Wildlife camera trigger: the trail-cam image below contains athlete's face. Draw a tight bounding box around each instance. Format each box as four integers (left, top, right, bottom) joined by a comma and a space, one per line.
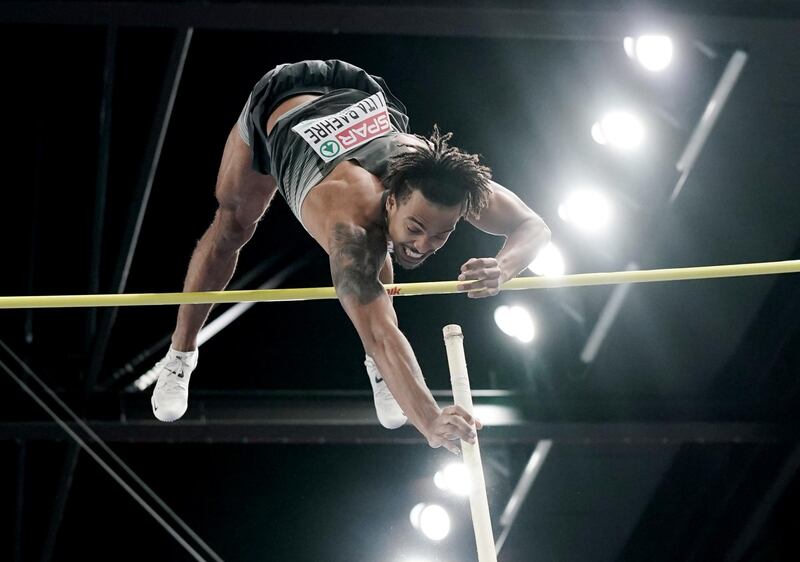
385, 189, 462, 270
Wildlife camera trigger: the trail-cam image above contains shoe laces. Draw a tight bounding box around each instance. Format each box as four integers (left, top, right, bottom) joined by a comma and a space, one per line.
158, 357, 190, 393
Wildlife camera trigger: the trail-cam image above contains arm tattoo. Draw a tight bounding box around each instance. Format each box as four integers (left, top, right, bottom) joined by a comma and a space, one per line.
329, 223, 387, 305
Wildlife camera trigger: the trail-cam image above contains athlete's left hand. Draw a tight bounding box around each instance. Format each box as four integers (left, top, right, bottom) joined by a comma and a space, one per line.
457, 257, 503, 298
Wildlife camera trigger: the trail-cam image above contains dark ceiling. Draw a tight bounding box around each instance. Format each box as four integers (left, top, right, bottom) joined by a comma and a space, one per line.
1, 2, 800, 561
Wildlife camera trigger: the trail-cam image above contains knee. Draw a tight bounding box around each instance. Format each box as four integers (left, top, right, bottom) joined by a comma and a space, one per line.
210, 165, 275, 253
210, 206, 258, 253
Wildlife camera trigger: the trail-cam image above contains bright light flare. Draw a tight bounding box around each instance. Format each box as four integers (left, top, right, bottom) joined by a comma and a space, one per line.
434, 462, 472, 496
419, 504, 451, 541
625, 35, 673, 71
591, 111, 644, 150
529, 242, 565, 276
409, 502, 426, 529
591, 121, 608, 146
494, 305, 535, 343
558, 190, 612, 231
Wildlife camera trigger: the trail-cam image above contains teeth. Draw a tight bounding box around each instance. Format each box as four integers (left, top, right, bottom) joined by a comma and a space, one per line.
406, 247, 423, 258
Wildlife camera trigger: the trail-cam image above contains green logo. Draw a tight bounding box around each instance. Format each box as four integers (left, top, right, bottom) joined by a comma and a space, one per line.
320, 140, 340, 158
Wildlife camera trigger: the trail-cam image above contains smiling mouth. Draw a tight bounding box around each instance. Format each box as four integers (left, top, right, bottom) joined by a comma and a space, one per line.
401, 245, 426, 262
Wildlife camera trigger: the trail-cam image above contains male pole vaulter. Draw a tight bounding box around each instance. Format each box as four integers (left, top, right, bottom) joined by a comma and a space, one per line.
150, 60, 551, 454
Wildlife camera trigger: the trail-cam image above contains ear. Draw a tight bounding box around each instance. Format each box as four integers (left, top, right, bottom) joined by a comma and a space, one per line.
386, 192, 396, 212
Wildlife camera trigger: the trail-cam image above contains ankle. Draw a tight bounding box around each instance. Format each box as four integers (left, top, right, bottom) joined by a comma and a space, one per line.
170, 336, 197, 353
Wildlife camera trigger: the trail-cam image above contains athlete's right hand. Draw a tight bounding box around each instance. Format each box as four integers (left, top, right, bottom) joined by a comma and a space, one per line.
424, 405, 483, 455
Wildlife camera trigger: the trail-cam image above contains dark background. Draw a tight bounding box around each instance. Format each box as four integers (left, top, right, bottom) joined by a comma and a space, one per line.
1, 1, 799, 561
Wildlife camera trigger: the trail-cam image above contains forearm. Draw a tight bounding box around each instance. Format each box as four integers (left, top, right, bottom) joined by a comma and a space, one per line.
367, 327, 441, 437
496, 217, 551, 283
327, 222, 441, 436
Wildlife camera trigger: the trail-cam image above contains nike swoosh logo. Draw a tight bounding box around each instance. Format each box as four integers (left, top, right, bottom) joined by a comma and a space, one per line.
374, 376, 383, 384
166, 368, 184, 378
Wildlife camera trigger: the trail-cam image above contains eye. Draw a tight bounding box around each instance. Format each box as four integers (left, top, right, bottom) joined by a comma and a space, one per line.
407, 225, 422, 234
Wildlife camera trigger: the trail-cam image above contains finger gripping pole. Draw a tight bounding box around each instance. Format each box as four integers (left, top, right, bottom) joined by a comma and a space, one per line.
443, 324, 498, 562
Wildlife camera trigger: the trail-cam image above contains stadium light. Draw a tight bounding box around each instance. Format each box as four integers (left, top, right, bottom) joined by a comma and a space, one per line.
591, 111, 644, 150
410, 503, 426, 529
494, 305, 535, 344
624, 35, 673, 72
419, 504, 451, 541
434, 462, 471, 496
529, 242, 565, 276
410, 503, 451, 541
558, 190, 612, 232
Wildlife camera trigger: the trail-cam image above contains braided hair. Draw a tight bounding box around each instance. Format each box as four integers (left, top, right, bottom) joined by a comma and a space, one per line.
383, 125, 492, 219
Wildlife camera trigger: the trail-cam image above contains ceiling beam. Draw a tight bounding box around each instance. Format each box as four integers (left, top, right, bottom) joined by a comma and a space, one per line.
1, 2, 798, 44
2, 419, 796, 444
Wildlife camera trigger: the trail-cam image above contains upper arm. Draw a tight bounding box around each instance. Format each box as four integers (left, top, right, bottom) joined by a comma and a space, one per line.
379, 254, 394, 285
467, 180, 538, 236
329, 223, 398, 349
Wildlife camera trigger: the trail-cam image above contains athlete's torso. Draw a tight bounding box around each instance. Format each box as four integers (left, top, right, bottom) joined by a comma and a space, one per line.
266, 92, 424, 252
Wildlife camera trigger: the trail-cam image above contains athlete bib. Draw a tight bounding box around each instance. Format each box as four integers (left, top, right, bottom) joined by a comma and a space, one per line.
291, 92, 393, 163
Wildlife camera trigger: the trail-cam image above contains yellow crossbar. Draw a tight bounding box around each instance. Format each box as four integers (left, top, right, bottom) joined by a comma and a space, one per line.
1, 259, 798, 309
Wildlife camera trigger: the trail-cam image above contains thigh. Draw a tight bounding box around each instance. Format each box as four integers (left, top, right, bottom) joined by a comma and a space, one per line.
215, 125, 278, 229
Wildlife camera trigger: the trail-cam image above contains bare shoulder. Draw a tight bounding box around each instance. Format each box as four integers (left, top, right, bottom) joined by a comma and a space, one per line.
301, 160, 385, 245
320, 161, 384, 220
328, 159, 384, 187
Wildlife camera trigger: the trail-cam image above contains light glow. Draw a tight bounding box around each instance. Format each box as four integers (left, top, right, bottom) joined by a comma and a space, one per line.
625, 35, 673, 71
419, 504, 451, 541
494, 305, 535, 343
592, 111, 644, 150
409, 502, 426, 529
433, 462, 471, 496
529, 242, 565, 276
558, 190, 612, 231
591, 122, 607, 145
434, 470, 447, 491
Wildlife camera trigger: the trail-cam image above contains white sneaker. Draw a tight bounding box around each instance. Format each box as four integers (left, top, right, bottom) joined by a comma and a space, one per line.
151, 347, 199, 422
365, 355, 407, 429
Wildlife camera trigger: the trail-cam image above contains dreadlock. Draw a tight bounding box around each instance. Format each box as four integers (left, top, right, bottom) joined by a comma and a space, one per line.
383, 125, 492, 219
